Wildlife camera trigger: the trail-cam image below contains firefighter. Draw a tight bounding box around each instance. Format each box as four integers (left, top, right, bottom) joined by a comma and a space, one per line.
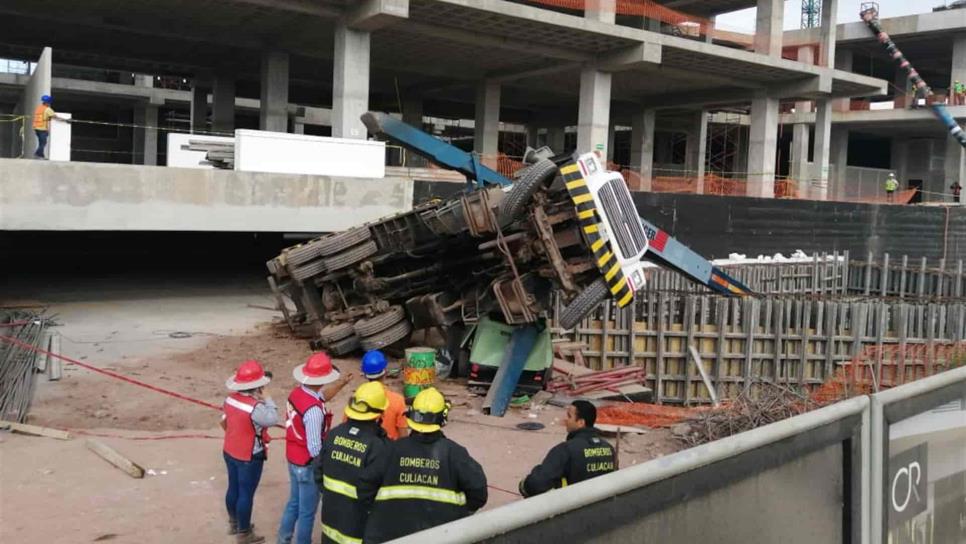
278, 352, 352, 544
221, 360, 278, 544
360, 350, 408, 440
314, 381, 391, 544
518, 400, 616, 498
361, 387, 488, 543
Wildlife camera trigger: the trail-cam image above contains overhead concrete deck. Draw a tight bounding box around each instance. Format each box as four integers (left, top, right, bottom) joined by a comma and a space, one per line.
0, 159, 413, 232
0, 0, 886, 119
786, 9, 966, 46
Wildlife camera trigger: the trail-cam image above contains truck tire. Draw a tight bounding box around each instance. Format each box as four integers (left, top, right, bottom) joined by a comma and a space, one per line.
284, 241, 325, 267
327, 334, 361, 356
317, 227, 372, 257
290, 259, 327, 282
498, 159, 558, 227
323, 240, 378, 271
360, 319, 412, 351
353, 305, 405, 338
318, 321, 355, 343
557, 278, 609, 330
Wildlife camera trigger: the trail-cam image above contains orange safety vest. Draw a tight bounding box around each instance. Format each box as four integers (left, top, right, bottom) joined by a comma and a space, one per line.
33, 104, 50, 130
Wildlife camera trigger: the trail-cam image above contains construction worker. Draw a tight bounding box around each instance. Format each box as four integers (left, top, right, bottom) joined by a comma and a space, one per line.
32, 94, 64, 159
361, 387, 488, 543
518, 400, 616, 498
221, 360, 279, 544
951, 181, 962, 204
314, 381, 391, 544
956, 80, 965, 105
885, 172, 899, 203
278, 352, 353, 544
360, 350, 408, 440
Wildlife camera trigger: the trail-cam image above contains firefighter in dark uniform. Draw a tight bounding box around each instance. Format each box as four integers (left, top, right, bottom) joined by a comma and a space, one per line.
361, 387, 488, 543
314, 381, 390, 544
519, 400, 616, 497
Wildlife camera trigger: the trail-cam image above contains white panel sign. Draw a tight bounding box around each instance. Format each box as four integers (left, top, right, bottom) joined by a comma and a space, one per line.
234, 129, 385, 178
48, 113, 71, 162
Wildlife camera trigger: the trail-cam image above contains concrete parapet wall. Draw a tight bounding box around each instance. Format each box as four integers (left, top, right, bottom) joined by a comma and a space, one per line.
0, 159, 413, 232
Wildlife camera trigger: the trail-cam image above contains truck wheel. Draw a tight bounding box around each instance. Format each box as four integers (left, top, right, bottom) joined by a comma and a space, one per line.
327, 334, 361, 356
323, 240, 378, 271
360, 319, 413, 351
284, 240, 325, 267
317, 227, 372, 256
353, 306, 405, 338
290, 259, 327, 282
557, 279, 609, 330
318, 321, 355, 343
498, 159, 558, 227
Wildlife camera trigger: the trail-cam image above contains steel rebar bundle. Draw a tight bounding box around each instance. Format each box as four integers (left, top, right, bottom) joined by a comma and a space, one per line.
0, 310, 48, 423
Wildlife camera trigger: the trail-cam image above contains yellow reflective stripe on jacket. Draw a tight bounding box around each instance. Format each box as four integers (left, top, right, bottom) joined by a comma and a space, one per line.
321, 523, 362, 544
374, 485, 467, 506
561, 477, 568, 487
323, 475, 358, 500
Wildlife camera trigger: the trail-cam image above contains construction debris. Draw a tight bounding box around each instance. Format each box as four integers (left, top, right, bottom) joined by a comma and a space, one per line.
86, 438, 146, 479
0, 311, 49, 423
185, 140, 234, 169
675, 383, 816, 447
549, 359, 653, 402
0, 420, 72, 440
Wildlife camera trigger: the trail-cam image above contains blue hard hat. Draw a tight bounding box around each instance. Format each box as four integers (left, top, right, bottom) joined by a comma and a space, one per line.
361, 350, 388, 378
41, 95, 52, 103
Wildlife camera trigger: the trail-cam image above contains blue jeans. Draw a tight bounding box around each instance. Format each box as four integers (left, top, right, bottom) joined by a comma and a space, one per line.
224, 451, 265, 532
277, 463, 321, 544
34, 130, 48, 158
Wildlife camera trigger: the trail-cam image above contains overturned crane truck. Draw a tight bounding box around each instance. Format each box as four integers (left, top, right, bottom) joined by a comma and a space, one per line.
266, 112, 750, 377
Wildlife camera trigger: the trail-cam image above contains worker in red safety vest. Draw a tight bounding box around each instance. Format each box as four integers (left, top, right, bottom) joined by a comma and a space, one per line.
277, 352, 353, 544
221, 360, 279, 544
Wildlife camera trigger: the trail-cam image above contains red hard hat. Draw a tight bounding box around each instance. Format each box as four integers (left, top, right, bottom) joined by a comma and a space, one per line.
294, 352, 340, 385
226, 360, 271, 391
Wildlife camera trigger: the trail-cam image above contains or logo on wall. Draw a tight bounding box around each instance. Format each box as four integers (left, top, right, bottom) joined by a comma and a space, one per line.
888, 443, 929, 528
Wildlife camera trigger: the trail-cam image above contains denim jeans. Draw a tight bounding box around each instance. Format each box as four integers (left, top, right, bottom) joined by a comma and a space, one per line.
277, 463, 321, 544
224, 451, 265, 532
34, 130, 48, 158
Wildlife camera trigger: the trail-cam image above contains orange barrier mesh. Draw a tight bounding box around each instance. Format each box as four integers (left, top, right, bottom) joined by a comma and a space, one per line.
523, 0, 712, 34
597, 402, 701, 428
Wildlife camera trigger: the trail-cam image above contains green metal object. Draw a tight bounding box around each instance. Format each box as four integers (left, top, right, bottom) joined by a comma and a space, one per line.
802, 0, 821, 29
469, 316, 552, 371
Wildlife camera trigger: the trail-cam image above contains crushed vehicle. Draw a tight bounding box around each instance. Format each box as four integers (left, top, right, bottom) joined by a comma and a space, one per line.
266, 112, 750, 373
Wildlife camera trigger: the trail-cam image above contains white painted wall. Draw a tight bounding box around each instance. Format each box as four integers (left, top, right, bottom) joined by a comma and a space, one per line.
48, 114, 71, 161
14, 47, 51, 158
166, 133, 235, 169
234, 129, 385, 178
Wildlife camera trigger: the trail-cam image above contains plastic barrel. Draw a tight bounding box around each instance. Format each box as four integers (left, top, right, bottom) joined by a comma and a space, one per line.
403, 347, 436, 402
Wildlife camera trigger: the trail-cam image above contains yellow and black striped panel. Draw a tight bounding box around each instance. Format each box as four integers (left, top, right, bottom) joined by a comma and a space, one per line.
559, 161, 635, 308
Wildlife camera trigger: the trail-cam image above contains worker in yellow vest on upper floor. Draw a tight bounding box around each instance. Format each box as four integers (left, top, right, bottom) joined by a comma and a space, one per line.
32, 94, 68, 159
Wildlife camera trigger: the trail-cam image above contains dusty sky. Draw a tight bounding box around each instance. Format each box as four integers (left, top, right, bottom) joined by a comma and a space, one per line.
716, 1, 938, 32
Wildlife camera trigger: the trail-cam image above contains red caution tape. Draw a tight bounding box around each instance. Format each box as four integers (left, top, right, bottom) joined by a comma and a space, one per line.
0, 333, 221, 411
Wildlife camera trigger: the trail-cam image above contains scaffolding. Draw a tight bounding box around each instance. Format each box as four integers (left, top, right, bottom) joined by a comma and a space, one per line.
705, 110, 746, 179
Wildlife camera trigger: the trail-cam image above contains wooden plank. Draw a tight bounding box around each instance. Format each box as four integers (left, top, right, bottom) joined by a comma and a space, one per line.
48, 333, 62, 381
824, 301, 837, 380
684, 297, 696, 406
715, 298, 727, 400
655, 292, 666, 404
86, 438, 146, 479
742, 297, 756, 394
798, 300, 809, 387
881, 253, 890, 297
918, 257, 927, 297
601, 300, 611, 370
688, 345, 719, 407
0, 420, 72, 440
864, 251, 873, 296
899, 255, 908, 299
842, 250, 850, 295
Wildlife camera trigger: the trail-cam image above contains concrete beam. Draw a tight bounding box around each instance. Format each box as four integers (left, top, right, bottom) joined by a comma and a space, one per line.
260, 51, 290, 133
401, 22, 592, 63
332, 23, 371, 139
487, 62, 583, 84
346, 0, 409, 32
226, 0, 342, 18
597, 43, 662, 72
577, 67, 612, 157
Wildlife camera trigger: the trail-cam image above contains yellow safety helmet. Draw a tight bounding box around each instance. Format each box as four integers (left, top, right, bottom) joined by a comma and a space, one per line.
344, 381, 389, 421
406, 387, 450, 433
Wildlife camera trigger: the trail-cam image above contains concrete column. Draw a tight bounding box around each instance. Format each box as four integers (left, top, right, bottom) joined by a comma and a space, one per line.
403, 97, 426, 166
473, 80, 501, 165
894, 68, 912, 108
945, 130, 966, 194
577, 67, 612, 157
133, 103, 158, 166
818, 0, 837, 67
547, 126, 566, 154
834, 49, 854, 112
15, 46, 51, 158
260, 51, 289, 133
705, 16, 716, 44
685, 111, 708, 193
526, 125, 539, 149
190, 83, 208, 134
585, 0, 615, 24
747, 92, 780, 198
332, 23, 370, 139
811, 99, 833, 200
754, 0, 784, 58
891, 137, 908, 185
631, 109, 656, 192
790, 124, 810, 186
951, 34, 966, 90
212, 75, 235, 133
606, 124, 616, 162
830, 128, 849, 200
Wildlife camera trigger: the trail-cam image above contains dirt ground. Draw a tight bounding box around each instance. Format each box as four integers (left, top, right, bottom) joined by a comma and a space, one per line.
2, 304, 682, 543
